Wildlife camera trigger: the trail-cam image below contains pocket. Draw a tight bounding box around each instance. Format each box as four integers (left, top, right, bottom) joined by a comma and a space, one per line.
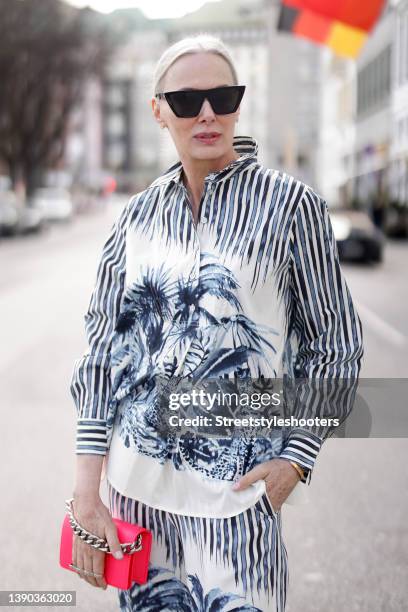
253, 492, 279, 519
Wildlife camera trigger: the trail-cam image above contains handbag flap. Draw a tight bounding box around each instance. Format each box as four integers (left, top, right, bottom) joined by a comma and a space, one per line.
59, 513, 151, 589
113, 517, 152, 585
113, 516, 147, 543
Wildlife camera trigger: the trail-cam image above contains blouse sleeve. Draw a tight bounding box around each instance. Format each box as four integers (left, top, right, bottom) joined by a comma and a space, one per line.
69, 198, 131, 455
279, 187, 364, 482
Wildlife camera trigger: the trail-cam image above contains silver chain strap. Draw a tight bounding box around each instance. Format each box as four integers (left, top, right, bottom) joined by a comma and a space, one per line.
65, 498, 143, 555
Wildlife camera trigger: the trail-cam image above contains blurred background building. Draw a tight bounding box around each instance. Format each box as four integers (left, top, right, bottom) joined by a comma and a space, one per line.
65, 0, 323, 194
2, 0, 408, 237
354, 5, 393, 213
390, 0, 408, 223
57, 0, 407, 228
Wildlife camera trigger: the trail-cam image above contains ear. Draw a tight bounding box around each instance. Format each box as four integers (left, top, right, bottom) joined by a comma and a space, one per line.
151, 96, 162, 126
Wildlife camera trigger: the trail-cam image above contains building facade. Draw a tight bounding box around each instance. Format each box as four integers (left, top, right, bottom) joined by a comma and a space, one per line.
390, 0, 408, 207
354, 6, 394, 208
88, 0, 323, 192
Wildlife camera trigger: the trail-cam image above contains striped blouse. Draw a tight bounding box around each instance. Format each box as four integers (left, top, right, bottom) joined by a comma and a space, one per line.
70, 135, 364, 517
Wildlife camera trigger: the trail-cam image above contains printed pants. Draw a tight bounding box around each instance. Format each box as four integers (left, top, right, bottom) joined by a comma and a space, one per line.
108, 482, 289, 612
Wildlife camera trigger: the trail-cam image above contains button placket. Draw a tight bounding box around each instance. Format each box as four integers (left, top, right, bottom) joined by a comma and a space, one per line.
172, 182, 202, 377
199, 180, 213, 226
173, 179, 218, 376
179, 179, 213, 228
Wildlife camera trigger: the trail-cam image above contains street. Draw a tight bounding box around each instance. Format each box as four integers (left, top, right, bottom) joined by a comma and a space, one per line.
0, 199, 407, 612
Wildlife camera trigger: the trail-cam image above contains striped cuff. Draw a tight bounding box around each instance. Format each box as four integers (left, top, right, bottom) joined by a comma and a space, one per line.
76, 418, 109, 455
279, 430, 323, 484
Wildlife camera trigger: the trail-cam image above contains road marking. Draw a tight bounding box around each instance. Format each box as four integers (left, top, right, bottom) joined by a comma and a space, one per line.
355, 300, 407, 347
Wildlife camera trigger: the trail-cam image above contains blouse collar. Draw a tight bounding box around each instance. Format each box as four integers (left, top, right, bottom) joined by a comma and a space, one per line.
152, 135, 259, 188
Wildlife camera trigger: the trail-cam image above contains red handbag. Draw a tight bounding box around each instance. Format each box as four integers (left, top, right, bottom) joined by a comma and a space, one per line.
59, 499, 152, 589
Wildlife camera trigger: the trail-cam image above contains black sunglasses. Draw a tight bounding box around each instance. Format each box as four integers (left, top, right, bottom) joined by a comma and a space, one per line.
155, 85, 245, 118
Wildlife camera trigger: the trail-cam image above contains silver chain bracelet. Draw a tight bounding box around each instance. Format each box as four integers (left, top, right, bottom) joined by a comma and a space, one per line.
65, 498, 143, 555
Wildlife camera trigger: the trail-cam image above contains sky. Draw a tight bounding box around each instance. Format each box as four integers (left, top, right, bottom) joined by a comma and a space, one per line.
65, 0, 218, 19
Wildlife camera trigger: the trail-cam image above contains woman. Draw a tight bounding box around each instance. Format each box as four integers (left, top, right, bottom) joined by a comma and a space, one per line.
69, 35, 363, 611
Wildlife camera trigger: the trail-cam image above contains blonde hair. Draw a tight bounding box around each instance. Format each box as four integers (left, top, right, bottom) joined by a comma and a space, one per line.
152, 34, 239, 95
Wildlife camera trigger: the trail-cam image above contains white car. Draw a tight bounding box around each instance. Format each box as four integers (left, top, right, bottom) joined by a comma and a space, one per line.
0, 190, 45, 236
0, 191, 19, 235
31, 188, 74, 222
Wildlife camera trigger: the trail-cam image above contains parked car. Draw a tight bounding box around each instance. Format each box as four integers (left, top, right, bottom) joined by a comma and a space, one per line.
0, 191, 19, 235
30, 187, 73, 222
384, 201, 408, 238
18, 205, 45, 234
0, 175, 12, 192
0, 190, 45, 236
329, 209, 384, 263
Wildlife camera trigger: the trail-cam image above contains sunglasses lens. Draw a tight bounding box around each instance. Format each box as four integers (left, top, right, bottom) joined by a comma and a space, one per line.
210, 87, 244, 114
165, 86, 245, 118
165, 91, 203, 118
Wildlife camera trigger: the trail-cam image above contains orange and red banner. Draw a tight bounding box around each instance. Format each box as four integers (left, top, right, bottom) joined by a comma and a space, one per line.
277, 0, 386, 58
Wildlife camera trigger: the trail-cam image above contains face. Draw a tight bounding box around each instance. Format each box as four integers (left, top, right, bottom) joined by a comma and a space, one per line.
152, 52, 241, 169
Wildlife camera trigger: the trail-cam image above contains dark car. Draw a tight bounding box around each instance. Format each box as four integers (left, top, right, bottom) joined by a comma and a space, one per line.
329, 209, 384, 263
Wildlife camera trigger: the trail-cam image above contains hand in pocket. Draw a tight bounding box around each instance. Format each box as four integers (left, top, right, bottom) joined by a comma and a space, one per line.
232, 458, 301, 511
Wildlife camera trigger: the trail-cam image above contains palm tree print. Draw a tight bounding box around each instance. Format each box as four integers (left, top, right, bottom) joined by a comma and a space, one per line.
107, 251, 280, 477
119, 567, 262, 612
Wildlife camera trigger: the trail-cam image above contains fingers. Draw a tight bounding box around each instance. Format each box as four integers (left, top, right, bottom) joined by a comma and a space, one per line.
73, 541, 107, 589
105, 523, 124, 561
82, 544, 99, 588
232, 463, 270, 491
92, 550, 107, 590
69, 497, 121, 589
84, 545, 107, 589
70, 519, 107, 588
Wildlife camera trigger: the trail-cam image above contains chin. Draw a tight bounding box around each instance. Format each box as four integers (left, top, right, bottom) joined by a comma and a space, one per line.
190, 144, 226, 160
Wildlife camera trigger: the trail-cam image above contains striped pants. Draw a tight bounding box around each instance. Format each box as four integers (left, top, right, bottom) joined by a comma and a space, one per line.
108, 482, 289, 612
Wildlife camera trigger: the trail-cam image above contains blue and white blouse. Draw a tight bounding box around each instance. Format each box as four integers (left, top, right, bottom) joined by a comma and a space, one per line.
70, 135, 364, 517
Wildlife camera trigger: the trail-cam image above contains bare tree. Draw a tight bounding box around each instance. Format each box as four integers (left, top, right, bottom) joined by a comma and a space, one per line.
0, 0, 116, 197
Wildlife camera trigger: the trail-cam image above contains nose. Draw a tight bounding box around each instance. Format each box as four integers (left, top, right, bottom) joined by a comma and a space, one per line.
198, 97, 216, 121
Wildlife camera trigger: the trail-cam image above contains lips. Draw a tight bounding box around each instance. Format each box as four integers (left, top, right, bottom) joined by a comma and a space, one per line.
194, 132, 221, 144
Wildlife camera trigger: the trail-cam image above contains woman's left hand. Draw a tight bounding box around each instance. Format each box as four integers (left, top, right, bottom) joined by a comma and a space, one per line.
232, 459, 301, 512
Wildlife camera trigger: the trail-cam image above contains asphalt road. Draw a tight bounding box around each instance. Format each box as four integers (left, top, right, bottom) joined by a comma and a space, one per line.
0, 199, 407, 612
